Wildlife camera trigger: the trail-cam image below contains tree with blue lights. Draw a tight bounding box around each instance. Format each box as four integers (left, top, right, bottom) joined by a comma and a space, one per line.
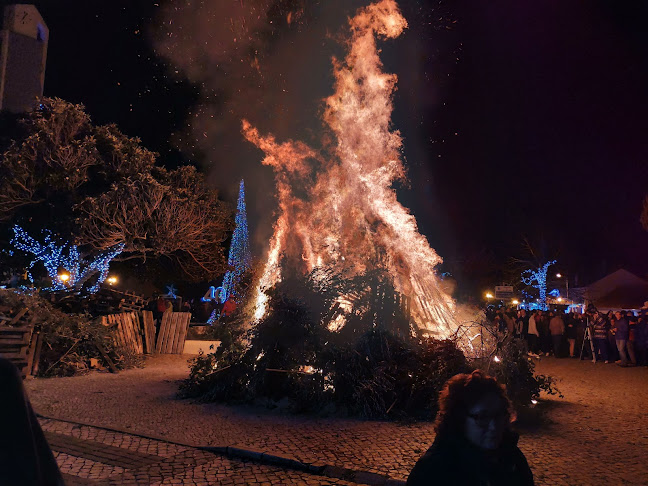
521, 260, 556, 310
0, 98, 232, 284
11, 225, 124, 293
221, 180, 252, 302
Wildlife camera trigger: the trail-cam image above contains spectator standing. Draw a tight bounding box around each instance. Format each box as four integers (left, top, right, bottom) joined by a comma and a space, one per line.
537, 311, 551, 356
549, 311, 565, 357
503, 311, 516, 335
527, 311, 540, 356
607, 311, 619, 362
627, 312, 638, 366
592, 311, 609, 363
494, 309, 505, 333
565, 312, 578, 358
614, 310, 629, 367
635, 310, 648, 366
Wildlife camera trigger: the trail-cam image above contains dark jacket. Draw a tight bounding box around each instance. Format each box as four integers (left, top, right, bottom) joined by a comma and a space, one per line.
407, 431, 534, 486
615, 318, 629, 341
592, 316, 608, 340
0, 357, 64, 486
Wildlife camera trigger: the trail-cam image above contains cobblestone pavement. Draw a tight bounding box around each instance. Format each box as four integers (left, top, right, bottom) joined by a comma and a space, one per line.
26, 354, 648, 485
41, 418, 373, 485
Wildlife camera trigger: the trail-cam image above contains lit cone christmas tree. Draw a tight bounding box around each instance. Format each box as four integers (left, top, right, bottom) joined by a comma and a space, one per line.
221, 180, 252, 302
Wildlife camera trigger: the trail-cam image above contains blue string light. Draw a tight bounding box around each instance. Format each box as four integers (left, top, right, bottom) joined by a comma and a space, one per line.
206, 309, 220, 325
11, 225, 124, 293
220, 179, 252, 303
521, 260, 556, 310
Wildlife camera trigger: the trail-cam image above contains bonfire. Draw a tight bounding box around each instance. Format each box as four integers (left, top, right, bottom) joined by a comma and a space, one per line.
244, 0, 456, 338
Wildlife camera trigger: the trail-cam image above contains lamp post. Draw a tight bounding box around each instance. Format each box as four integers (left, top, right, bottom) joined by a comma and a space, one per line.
556, 273, 569, 300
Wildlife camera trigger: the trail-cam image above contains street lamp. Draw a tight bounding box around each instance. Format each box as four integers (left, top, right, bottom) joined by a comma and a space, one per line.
485, 292, 494, 299
556, 273, 569, 300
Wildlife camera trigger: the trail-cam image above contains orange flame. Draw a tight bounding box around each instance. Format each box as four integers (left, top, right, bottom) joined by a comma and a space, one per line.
244, 0, 456, 336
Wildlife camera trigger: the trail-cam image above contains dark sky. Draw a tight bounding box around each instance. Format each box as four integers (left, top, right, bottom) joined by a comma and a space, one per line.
10, 0, 648, 287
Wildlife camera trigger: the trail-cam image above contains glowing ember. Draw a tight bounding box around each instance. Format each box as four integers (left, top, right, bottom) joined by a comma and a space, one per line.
245, 0, 456, 336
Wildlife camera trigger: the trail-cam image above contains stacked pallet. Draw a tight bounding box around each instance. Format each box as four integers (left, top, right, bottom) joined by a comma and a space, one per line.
155, 312, 191, 354
0, 306, 42, 377
100, 311, 156, 355
96, 288, 149, 313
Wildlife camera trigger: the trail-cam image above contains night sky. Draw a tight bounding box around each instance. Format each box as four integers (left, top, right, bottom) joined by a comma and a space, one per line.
8, 0, 648, 290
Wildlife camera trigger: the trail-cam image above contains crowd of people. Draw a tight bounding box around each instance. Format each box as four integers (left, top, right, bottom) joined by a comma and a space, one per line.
488, 306, 648, 367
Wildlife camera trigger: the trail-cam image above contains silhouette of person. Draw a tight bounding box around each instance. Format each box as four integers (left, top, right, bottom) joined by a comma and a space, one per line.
0, 357, 64, 485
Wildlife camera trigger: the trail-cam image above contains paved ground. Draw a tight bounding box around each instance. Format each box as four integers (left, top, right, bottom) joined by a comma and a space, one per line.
42, 418, 367, 485
25, 354, 648, 485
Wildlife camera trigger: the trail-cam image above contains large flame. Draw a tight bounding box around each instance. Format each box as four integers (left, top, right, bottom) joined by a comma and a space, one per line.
244, 0, 456, 336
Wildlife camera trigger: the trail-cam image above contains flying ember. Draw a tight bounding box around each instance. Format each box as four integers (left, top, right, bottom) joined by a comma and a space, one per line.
244, 0, 456, 336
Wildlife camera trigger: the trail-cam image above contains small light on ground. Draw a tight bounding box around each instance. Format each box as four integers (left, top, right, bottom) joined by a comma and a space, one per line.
531, 399, 538, 405
493, 356, 501, 363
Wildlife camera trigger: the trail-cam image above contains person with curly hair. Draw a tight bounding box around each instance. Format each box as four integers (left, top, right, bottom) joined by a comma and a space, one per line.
407, 370, 534, 486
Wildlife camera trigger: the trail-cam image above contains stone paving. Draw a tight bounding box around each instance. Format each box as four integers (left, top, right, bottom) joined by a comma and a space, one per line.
25, 354, 648, 485
41, 418, 372, 485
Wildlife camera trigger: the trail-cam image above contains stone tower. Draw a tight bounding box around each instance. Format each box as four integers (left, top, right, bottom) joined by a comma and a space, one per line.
0, 4, 48, 113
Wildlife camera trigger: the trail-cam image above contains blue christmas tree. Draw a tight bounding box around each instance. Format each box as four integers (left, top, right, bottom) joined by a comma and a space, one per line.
221, 179, 252, 303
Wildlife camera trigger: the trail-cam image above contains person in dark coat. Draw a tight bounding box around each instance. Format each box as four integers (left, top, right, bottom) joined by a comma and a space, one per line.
407, 370, 534, 486
636, 310, 648, 366
0, 357, 64, 486
565, 312, 578, 357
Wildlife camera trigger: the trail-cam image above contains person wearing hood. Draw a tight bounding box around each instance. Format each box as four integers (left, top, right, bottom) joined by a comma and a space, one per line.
407, 370, 534, 486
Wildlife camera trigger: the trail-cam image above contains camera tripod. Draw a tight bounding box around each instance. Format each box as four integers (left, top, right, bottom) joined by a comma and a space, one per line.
579, 318, 596, 362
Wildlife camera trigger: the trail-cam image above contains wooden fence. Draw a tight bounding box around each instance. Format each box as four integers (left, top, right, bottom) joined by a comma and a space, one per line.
155, 312, 191, 354
101, 310, 191, 355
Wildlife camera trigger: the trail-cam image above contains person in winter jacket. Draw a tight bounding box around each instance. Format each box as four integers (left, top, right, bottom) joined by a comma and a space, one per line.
591, 311, 610, 363
614, 311, 630, 366
549, 312, 565, 357
407, 370, 534, 486
527, 311, 540, 356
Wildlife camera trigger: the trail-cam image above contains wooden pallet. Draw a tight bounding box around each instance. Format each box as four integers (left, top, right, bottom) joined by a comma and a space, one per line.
101, 312, 143, 354
101, 310, 159, 355
140, 311, 156, 354
155, 312, 191, 354
0, 306, 41, 377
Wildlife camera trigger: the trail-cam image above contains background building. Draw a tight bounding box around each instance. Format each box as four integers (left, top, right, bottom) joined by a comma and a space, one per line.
0, 4, 48, 113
